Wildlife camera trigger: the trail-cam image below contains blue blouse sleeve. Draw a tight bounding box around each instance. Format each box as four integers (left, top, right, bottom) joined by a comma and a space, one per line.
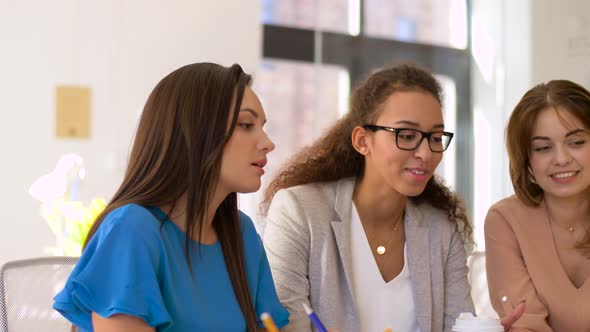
238, 212, 290, 329
53, 207, 171, 330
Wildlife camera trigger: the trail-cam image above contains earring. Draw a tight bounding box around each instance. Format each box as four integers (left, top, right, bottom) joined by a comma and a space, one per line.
527, 168, 537, 184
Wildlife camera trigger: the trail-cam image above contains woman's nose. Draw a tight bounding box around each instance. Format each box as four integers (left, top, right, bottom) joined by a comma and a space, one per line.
554, 145, 573, 165
260, 131, 275, 152
413, 137, 432, 161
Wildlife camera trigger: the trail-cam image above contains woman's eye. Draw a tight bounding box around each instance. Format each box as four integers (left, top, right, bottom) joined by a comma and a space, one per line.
398, 134, 416, 141
533, 146, 550, 152
568, 140, 586, 147
238, 123, 254, 129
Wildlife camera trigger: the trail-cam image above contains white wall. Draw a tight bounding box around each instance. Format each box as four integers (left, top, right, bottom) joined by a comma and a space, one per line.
471, 0, 532, 250
531, 0, 590, 87
0, 0, 261, 265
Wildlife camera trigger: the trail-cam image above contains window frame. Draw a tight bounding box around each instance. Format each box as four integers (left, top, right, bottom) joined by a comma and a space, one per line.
261, 0, 474, 215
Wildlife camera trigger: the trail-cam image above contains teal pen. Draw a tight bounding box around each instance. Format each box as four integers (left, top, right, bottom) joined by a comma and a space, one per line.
303, 303, 328, 332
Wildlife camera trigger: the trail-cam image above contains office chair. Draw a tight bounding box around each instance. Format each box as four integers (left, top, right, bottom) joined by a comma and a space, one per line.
467, 251, 497, 318
0, 257, 78, 332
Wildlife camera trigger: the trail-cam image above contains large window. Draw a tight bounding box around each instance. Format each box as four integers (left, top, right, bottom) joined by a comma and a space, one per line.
262, 0, 356, 34
364, 0, 467, 48
240, 60, 349, 224
241, 0, 473, 229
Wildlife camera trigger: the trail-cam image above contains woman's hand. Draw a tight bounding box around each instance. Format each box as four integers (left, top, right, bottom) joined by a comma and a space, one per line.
500, 302, 526, 331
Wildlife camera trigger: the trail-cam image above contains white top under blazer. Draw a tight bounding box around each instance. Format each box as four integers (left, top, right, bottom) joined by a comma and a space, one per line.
350, 203, 421, 332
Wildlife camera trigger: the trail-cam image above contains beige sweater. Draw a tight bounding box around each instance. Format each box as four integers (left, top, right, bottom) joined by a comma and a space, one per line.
485, 196, 590, 332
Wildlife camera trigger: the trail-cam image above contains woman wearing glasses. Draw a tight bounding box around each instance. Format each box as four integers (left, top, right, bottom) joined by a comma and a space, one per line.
261, 63, 474, 332
485, 80, 590, 331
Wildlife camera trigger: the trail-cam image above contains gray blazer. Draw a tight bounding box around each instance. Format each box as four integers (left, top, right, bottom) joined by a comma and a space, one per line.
263, 177, 474, 332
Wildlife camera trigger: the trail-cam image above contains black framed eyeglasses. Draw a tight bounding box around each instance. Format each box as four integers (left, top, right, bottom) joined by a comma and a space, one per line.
363, 124, 454, 152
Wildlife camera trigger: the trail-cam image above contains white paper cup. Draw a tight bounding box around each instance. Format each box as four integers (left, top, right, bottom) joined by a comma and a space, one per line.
452, 312, 503, 332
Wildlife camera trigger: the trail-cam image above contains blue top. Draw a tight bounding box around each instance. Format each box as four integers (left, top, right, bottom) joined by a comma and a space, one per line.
53, 204, 289, 331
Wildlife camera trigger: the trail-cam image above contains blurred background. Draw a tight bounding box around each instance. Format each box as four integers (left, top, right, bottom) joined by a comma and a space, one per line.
1, 0, 589, 317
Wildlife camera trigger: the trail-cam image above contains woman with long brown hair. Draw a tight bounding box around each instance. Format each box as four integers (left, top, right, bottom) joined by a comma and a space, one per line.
53, 63, 288, 331
262, 63, 475, 332
485, 80, 590, 331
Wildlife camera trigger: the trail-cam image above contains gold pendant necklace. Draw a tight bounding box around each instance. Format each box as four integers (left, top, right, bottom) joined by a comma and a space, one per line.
547, 209, 578, 233
552, 219, 576, 232
376, 213, 403, 255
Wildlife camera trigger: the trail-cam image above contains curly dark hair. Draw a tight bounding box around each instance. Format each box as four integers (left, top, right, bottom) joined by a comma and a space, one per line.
262, 63, 474, 248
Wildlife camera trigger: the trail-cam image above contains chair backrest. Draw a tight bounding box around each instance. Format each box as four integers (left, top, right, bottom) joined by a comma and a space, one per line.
467, 251, 497, 318
0, 257, 78, 332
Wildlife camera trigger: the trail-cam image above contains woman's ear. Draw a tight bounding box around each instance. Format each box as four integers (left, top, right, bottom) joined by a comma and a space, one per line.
352, 126, 369, 155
